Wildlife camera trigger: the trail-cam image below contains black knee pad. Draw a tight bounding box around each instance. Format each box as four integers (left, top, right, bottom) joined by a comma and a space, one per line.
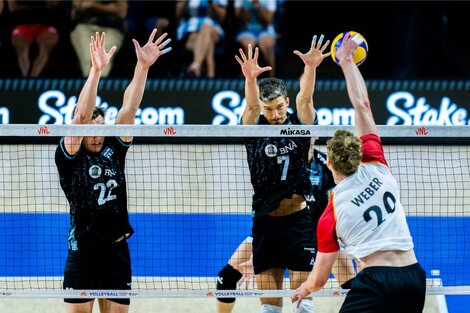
216, 264, 243, 303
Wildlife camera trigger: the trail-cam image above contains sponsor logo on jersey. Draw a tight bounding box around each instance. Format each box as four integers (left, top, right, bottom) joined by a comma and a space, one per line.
304, 195, 315, 202
304, 247, 316, 266
105, 168, 116, 177
279, 141, 298, 154
89, 165, 102, 179
316, 152, 327, 164
102, 147, 114, 159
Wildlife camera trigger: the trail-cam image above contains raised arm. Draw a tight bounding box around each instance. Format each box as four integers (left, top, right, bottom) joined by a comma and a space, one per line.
293, 35, 330, 124
235, 44, 272, 125
64, 32, 116, 155
116, 28, 171, 142
335, 33, 377, 137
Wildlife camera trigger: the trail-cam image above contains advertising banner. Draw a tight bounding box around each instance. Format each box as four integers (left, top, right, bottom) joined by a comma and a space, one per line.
0, 78, 469, 126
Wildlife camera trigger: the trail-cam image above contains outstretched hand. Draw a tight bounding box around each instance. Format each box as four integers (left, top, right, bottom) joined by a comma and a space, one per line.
89, 32, 116, 72
133, 28, 172, 69
293, 34, 331, 68
235, 44, 272, 81
334, 33, 361, 65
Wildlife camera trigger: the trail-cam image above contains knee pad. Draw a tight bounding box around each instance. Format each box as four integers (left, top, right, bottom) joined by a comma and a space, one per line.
216, 264, 242, 303
261, 304, 283, 313
292, 299, 314, 313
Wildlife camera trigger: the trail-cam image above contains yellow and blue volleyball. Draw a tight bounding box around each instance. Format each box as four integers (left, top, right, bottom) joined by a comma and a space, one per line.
330, 31, 368, 66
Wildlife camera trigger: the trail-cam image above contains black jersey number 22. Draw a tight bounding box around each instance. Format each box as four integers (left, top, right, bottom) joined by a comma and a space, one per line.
93, 179, 118, 205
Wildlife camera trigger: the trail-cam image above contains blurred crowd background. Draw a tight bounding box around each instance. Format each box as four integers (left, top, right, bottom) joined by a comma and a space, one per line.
0, 0, 468, 80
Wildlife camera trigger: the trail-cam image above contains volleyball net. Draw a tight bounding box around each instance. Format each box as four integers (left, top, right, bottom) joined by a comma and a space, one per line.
0, 124, 469, 298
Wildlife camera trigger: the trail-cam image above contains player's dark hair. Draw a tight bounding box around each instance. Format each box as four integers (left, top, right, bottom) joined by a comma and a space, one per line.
258, 78, 288, 102
92, 107, 105, 120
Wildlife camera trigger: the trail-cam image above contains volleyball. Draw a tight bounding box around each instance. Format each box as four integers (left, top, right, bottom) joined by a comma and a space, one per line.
330, 31, 368, 66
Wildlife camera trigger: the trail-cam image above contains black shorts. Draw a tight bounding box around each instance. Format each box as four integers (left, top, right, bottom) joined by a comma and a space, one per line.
252, 207, 316, 274
63, 240, 132, 305
340, 263, 426, 313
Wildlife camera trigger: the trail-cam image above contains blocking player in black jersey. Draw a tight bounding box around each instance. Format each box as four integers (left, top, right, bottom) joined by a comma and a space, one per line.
55, 29, 171, 313
233, 36, 330, 313
216, 137, 356, 313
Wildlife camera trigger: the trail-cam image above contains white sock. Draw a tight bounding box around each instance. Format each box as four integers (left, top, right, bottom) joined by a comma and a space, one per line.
292, 299, 314, 313
260, 304, 283, 313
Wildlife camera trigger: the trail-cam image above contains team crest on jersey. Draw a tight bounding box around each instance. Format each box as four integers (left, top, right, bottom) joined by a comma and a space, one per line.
102, 147, 114, 159
264, 144, 277, 157
89, 165, 102, 179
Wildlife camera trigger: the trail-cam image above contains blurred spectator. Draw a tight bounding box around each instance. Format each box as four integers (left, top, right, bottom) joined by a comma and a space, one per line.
7, 0, 61, 77
70, 0, 128, 77
234, 0, 277, 77
176, 0, 228, 78
0, 0, 5, 48
0, 0, 3, 45
126, 1, 175, 42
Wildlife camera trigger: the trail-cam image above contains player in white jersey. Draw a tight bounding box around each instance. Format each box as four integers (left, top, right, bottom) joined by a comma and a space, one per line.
292, 33, 426, 313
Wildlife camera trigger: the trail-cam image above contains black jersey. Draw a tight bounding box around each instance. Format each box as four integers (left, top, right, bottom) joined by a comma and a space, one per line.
244, 112, 313, 217
307, 149, 336, 229
55, 136, 134, 251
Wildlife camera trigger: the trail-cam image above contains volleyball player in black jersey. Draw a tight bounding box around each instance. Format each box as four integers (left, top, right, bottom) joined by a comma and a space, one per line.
232, 36, 330, 313
55, 29, 171, 313
216, 137, 356, 313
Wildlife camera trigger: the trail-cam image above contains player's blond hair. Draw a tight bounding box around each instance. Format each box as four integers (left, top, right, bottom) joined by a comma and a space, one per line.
326, 130, 362, 176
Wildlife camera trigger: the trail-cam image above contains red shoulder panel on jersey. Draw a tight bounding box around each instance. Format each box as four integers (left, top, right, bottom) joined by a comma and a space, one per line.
360, 134, 388, 166
317, 197, 339, 253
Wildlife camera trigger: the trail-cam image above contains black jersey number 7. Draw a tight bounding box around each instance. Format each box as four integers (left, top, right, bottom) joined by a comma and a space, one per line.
277, 155, 290, 181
